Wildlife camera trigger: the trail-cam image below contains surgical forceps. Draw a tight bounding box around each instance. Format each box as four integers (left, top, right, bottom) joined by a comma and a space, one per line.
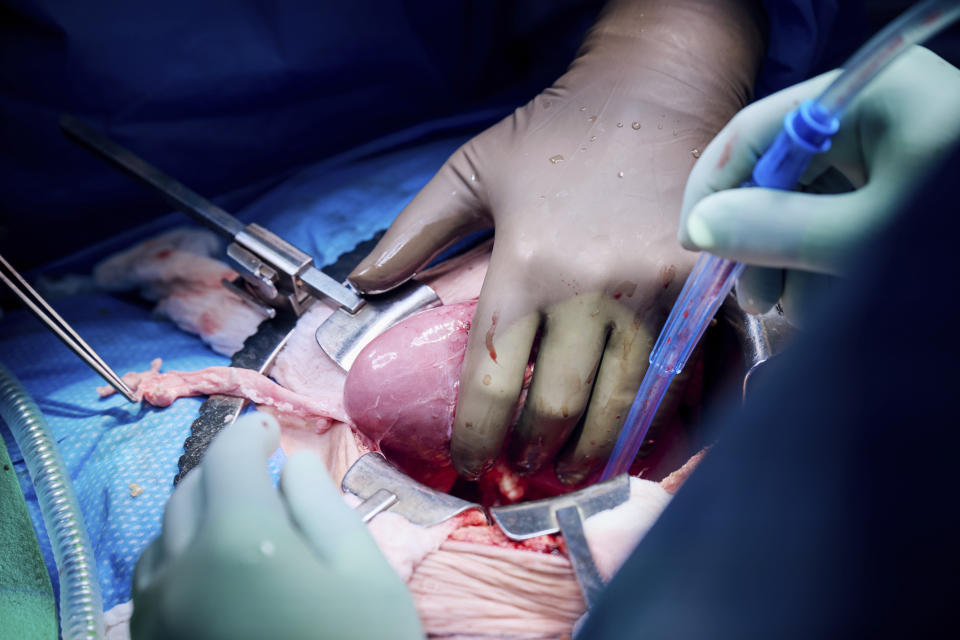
0, 253, 137, 402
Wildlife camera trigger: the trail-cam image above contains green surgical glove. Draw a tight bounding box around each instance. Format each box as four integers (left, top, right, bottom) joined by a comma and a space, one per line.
679, 46, 960, 324
348, 0, 766, 484
131, 413, 423, 640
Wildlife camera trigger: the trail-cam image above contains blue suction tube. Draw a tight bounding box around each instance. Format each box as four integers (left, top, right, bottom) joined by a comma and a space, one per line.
0, 362, 104, 639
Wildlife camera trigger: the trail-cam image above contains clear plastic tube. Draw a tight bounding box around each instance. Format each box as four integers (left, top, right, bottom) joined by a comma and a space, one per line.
817, 0, 960, 119
0, 362, 103, 639
600, 369, 675, 481
600, 254, 745, 480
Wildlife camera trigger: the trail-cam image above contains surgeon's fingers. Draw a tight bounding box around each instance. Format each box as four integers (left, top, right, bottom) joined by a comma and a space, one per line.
202, 412, 287, 520
348, 143, 490, 294
132, 540, 164, 597
736, 266, 782, 315
134, 469, 207, 593
506, 298, 608, 475
678, 70, 841, 233
279, 452, 387, 572
135, 415, 280, 593
160, 468, 206, 561
683, 187, 871, 274
451, 283, 540, 479
554, 312, 653, 485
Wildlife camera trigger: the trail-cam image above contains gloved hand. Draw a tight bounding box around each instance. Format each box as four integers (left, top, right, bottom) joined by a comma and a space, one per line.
679, 46, 960, 324
348, 0, 765, 484
131, 412, 423, 640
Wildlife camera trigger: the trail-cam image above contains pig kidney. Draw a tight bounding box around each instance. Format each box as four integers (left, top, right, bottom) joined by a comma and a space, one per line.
343, 301, 477, 489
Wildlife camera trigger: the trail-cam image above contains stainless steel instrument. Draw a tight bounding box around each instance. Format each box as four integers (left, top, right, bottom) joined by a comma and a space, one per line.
490, 474, 631, 608
720, 294, 793, 402
0, 252, 136, 402
343, 452, 485, 526
59, 115, 450, 479
315, 236, 493, 371
174, 308, 299, 483
315, 280, 441, 371
60, 114, 362, 315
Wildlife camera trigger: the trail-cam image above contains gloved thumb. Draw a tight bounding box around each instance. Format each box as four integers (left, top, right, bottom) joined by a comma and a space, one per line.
348, 145, 490, 294
683, 186, 873, 274
280, 452, 399, 576
202, 412, 287, 520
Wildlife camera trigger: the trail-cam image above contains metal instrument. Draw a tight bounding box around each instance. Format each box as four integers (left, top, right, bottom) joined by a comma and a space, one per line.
720, 294, 793, 403
343, 452, 485, 526
316, 280, 441, 371
0, 253, 136, 402
490, 474, 631, 609
59, 114, 362, 315
316, 234, 493, 371
174, 308, 299, 483
59, 115, 442, 477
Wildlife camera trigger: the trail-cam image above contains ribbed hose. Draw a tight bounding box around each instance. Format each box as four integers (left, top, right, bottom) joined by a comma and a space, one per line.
0, 362, 103, 639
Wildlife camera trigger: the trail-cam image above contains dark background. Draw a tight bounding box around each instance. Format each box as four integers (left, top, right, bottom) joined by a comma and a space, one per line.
0, 0, 606, 273
0, 0, 957, 277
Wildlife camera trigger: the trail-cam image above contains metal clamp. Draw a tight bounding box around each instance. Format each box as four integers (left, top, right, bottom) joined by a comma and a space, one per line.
59, 114, 364, 316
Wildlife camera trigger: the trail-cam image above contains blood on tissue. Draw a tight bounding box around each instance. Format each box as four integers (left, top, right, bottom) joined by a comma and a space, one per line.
199, 311, 221, 336
449, 511, 562, 555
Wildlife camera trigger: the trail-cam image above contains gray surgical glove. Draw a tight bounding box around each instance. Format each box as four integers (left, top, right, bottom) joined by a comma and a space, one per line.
131, 413, 423, 640
679, 46, 960, 325
349, 0, 766, 484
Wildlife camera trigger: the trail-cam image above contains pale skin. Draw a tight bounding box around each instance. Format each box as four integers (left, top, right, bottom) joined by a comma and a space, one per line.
350, 0, 767, 484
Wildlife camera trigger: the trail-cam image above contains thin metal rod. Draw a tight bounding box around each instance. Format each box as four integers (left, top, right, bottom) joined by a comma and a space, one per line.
0, 254, 137, 402
59, 114, 245, 239
355, 489, 399, 524
60, 114, 364, 313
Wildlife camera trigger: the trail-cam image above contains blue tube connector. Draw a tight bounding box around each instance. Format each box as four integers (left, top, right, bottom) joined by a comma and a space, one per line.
751, 100, 840, 190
